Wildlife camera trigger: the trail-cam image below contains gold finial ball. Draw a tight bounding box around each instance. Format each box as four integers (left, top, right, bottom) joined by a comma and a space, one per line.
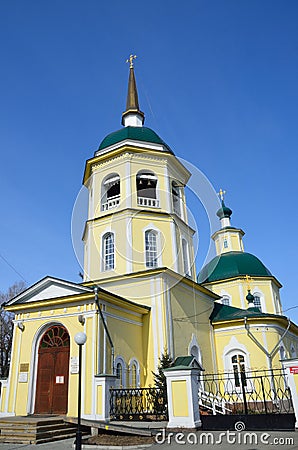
126, 54, 137, 68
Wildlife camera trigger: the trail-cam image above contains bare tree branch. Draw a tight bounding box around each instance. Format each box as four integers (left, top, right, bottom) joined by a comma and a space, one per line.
0, 281, 26, 378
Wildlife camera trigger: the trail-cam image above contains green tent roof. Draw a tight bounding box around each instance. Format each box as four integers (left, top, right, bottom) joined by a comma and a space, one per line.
198, 251, 272, 284
97, 126, 173, 153
210, 302, 283, 323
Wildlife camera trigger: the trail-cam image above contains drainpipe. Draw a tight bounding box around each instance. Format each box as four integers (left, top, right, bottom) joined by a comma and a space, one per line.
94, 287, 115, 375
244, 316, 291, 362
244, 316, 291, 401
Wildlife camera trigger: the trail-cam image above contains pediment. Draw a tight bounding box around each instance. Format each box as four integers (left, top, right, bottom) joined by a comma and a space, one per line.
5, 276, 92, 306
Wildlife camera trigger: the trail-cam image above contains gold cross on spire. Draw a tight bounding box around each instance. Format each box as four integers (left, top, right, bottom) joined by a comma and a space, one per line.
126, 54, 137, 69
218, 188, 226, 202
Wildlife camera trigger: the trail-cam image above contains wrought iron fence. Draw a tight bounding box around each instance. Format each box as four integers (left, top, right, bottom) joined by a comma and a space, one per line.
110, 387, 168, 421
199, 368, 293, 415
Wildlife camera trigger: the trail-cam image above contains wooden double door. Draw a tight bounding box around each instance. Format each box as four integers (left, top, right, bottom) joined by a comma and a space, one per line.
35, 326, 70, 414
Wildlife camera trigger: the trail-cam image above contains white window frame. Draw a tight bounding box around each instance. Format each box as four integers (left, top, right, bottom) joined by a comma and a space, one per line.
181, 238, 191, 277
252, 290, 265, 312
221, 296, 230, 306
114, 355, 126, 388
102, 232, 115, 271
145, 229, 158, 268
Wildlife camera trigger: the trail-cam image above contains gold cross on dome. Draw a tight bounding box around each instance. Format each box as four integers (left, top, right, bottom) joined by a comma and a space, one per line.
245, 275, 253, 290
218, 188, 226, 202
126, 54, 137, 68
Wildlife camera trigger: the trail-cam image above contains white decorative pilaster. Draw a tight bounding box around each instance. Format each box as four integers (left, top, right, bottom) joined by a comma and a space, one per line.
164, 367, 201, 429
94, 375, 117, 421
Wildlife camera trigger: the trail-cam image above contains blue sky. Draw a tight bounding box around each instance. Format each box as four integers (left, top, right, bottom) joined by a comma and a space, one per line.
0, 1, 297, 319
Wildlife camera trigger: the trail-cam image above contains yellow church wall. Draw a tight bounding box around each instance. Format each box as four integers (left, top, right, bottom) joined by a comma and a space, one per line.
104, 310, 144, 386
205, 278, 280, 314
213, 326, 269, 372
85, 208, 194, 282
93, 271, 219, 384
130, 214, 177, 273
5, 294, 150, 417
213, 321, 298, 374
9, 306, 95, 416
96, 385, 103, 415
97, 275, 170, 384
170, 283, 216, 374
84, 147, 194, 283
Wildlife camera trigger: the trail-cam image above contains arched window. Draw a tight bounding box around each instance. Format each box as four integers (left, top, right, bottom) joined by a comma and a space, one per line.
231, 354, 247, 387
103, 232, 115, 270
129, 358, 140, 388
182, 238, 190, 276
221, 296, 230, 306
172, 181, 181, 216
101, 174, 120, 211
290, 344, 297, 358
40, 325, 70, 348
253, 295, 262, 311
145, 230, 158, 268
280, 346, 286, 360
115, 356, 126, 387
136, 171, 159, 208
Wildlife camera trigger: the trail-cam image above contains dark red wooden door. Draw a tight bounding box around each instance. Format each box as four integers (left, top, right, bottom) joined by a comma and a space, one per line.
35, 326, 70, 414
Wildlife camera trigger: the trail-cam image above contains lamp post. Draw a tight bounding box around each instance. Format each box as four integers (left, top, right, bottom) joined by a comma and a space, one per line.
74, 331, 87, 450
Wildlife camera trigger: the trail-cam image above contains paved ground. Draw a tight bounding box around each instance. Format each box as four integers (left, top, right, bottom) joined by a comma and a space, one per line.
1, 431, 298, 449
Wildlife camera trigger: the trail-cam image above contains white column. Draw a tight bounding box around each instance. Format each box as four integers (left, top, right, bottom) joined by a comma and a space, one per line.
282, 359, 298, 428
94, 375, 117, 421
164, 367, 201, 429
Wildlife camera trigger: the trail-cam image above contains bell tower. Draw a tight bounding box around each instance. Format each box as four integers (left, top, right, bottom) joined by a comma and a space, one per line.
82, 57, 197, 283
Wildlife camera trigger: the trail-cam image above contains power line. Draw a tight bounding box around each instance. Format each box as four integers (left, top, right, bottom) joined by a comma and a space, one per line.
0, 253, 27, 283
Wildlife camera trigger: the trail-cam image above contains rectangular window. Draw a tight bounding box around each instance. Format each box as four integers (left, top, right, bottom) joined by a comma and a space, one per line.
222, 297, 230, 306
104, 233, 114, 270
254, 295, 262, 311
145, 231, 157, 268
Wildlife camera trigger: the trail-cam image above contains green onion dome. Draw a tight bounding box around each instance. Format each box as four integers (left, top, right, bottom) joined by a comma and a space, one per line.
198, 251, 272, 284
97, 126, 173, 153
246, 290, 255, 303
216, 201, 232, 220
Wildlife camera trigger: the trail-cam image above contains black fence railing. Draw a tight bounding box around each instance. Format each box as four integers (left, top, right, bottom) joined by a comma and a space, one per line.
199, 369, 293, 415
110, 387, 168, 421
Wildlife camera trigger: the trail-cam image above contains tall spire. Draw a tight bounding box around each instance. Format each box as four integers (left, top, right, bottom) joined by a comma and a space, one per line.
122, 54, 145, 127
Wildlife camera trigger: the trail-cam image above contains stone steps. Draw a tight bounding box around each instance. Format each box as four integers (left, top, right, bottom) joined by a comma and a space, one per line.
0, 416, 87, 444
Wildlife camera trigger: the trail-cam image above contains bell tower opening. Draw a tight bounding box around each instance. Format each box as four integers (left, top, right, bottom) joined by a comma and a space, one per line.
136, 170, 159, 208
101, 174, 120, 211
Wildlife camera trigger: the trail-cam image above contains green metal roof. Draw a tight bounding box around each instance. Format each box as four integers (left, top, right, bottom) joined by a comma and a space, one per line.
97, 126, 173, 153
173, 356, 195, 367
197, 251, 272, 284
210, 302, 283, 323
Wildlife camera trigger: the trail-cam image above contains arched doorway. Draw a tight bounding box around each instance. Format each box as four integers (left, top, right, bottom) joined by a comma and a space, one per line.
35, 325, 70, 414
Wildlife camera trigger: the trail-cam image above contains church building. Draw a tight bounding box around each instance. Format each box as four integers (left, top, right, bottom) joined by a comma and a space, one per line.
1, 57, 298, 420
